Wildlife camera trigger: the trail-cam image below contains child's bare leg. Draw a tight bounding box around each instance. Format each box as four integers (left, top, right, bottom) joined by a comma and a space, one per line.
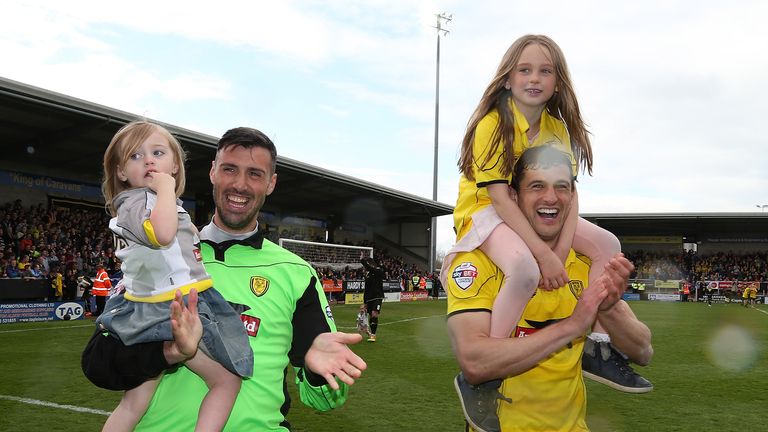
185, 350, 241, 432
573, 218, 621, 335
481, 224, 540, 339
164, 289, 203, 365
573, 218, 621, 295
102, 377, 160, 432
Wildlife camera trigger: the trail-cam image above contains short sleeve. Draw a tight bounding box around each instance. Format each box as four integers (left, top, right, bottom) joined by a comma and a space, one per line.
112, 190, 156, 247
473, 112, 511, 188
445, 250, 502, 316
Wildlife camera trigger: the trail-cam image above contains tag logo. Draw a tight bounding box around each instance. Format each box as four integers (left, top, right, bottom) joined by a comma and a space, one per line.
193, 248, 202, 262
250, 276, 269, 297
325, 305, 334, 321
451, 262, 478, 290
55, 302, 84, 320
241, 315, 261, 337
569, 280, 584, 299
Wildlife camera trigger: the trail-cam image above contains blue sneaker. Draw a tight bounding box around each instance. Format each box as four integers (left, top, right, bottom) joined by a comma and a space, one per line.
454, 372, 510, 432
582, 338, 653, 393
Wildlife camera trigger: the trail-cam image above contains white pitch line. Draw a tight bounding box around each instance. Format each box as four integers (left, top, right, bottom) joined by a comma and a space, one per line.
336, 314, 444, 330
753, 307, 768, 316
0, 324, 92, 334
0, 394, 110, 416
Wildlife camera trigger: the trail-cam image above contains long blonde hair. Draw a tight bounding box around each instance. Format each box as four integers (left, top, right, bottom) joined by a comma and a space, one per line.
102, 120, 186, 216
458, 34, 592, 181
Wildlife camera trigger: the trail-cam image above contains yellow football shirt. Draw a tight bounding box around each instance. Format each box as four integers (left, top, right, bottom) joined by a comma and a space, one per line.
453, 101, 575, 239
446, 249, 591, 432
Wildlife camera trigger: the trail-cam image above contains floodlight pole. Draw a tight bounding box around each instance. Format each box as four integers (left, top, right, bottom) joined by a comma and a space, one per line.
757, 204, 768, 213
430, 12, 451, 275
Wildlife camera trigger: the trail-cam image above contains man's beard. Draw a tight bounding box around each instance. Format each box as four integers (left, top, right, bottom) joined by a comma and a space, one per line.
213, 186, 263, 232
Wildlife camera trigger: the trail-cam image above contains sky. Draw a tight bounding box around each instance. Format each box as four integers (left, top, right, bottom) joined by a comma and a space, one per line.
2, 0, 767, 252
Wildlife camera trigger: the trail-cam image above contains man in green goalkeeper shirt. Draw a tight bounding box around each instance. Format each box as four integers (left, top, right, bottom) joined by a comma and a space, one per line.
83, 127, 367, 431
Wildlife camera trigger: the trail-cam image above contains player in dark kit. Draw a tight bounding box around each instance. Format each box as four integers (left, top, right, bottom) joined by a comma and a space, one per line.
360, 253, 386, 342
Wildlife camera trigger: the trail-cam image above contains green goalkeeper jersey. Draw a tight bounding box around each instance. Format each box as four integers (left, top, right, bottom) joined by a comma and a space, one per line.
135, 227, 348, 431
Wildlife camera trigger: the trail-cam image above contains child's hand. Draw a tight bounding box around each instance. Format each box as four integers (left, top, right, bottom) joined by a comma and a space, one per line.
147, 171, 176, 194
537, 249, 569, 290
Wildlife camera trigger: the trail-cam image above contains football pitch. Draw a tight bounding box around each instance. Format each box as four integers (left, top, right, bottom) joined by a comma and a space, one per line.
1, 299, 766, 431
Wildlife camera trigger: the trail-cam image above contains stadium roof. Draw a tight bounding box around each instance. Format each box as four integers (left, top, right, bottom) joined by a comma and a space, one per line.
1, 76, 766, 244
0, 76, 452, 226
583, 212, 768, 242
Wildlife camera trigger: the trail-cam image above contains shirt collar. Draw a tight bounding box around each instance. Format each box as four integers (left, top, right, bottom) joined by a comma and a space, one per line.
510, 99, 531, 133
200, 220, 264, 249
509, 99, 554, 137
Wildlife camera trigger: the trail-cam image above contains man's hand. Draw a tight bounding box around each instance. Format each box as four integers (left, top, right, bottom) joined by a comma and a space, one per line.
165, 289, 202, 364
597, 254, 634, 311
305, 332, 367, 390
570, 277, 607, 335
593, 255, 652, 365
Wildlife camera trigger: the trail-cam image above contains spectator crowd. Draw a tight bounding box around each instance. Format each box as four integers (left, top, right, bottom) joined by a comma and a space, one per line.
0, 200, 437, 301
0, 200, 117, 301
2, 199, 764, 302
313, 246, 436, 292
625, 250, 768, 282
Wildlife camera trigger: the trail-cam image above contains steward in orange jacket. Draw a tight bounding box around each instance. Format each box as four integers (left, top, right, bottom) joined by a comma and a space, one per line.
92, 264, 112, 317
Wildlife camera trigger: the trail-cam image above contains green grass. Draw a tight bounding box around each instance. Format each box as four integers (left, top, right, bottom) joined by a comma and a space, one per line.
0, 300, 766, 431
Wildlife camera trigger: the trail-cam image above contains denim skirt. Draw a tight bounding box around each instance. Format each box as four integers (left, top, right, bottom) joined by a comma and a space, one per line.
95, 287, 253, 378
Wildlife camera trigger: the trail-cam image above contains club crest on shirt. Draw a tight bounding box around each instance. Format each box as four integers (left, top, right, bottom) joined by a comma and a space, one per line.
569, 280, 584, 299
250, 276, 270, 297
451, 262, 478, 290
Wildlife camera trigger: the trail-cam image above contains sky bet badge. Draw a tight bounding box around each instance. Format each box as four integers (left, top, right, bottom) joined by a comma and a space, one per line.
250, 276, 269, 297
452, 262, 478, 290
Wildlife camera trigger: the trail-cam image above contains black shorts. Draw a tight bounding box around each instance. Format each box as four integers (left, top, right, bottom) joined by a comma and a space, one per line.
366, 299, 382, 314
81, 328, 169, 391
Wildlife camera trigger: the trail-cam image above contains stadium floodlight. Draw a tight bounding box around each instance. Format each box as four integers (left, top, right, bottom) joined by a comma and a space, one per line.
756, 204, 768, 213
430, 12, 452, 273
278, 238, 373, 271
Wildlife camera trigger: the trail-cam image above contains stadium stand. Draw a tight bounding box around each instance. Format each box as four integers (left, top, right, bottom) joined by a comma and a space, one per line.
0, 77, 766, 305
0, 199, 437, 302
625, 250, 767, 283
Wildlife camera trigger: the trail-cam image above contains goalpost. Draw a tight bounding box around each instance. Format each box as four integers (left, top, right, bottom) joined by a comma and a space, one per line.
278, 238, 373, 270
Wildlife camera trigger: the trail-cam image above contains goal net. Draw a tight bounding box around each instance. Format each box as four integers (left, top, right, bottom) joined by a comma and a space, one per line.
278, 238, 373, 270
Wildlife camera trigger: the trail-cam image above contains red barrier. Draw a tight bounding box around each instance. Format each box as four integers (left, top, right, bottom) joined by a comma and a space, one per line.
322, 279, 343, 293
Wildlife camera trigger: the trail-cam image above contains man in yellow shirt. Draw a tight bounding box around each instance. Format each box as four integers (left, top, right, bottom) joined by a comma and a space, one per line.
741, 286, 751, 307
446, 146, 653, 431
748, 284, 758, 308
